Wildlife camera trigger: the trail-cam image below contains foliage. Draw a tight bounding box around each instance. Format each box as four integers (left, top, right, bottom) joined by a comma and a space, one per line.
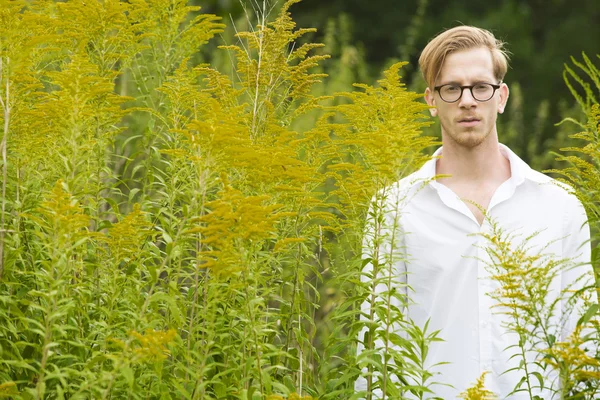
551, 51, 600, 399
480, 216, 599, 398
0, 0, 432, 397
551, 55, 600, 256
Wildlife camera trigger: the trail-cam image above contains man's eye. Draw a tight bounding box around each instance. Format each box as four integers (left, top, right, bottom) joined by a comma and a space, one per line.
474, 84, 488, 90
444, 86, 460, 92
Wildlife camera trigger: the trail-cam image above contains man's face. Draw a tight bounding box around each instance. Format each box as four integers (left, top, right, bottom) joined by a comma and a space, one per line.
424, 47, 509, 149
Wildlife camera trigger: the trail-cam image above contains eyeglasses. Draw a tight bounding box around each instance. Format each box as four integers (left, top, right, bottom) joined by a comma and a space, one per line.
434, 83, 501, 103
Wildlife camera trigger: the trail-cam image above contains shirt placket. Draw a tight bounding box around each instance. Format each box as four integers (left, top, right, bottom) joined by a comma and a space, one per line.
478, 218, 494, 376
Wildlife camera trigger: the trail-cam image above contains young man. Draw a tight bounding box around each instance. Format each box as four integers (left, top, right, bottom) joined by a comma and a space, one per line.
356, 26, 595, 398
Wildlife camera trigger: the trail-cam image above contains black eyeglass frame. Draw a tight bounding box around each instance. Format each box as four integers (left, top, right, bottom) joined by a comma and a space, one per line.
433, 82, 502, 103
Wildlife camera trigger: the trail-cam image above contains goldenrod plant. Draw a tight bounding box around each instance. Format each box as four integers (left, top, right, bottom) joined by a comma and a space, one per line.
459, 372, 497, 400
478, 216, 598, 398
550, 53, 600, 399
318, 62, 440, 399
552, 54, 600, 258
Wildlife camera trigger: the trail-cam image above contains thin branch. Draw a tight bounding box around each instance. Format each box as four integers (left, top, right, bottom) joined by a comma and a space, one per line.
250, 1, 267, 139
229, 13, 251, 59
0, 55, 10, 280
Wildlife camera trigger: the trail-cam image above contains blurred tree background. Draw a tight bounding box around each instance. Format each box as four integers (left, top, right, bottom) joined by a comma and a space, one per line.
196, 0, 599, 169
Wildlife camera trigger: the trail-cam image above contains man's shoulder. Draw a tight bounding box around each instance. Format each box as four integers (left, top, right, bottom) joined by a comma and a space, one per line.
524, 168, 582, 208
504, 143, 579, 203
526, 168, 570, 191
374, 170, 434, 211
390, 169, 433, 195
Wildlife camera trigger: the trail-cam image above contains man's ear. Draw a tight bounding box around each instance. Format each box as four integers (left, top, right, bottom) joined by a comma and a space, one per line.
424, 87, 437, 117
498, 83, 509, 114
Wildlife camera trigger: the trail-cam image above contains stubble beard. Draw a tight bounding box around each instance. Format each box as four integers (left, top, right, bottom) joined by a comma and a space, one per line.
441, 120, 490, 149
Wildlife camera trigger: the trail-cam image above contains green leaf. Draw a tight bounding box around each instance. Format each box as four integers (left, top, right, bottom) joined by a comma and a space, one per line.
121, 366, 134, 389
531, 371, 544, 390
578, 303, 599, 326
283, 375, 295, 392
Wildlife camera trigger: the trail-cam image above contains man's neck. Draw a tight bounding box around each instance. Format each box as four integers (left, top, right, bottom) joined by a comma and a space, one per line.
436, 138, 511, 186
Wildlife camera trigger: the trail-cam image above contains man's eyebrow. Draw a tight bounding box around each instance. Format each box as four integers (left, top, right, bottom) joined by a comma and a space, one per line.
437, 79, 495, 86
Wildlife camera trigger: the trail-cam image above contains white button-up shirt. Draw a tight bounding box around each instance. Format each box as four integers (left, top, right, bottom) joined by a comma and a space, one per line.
356, 144, 594, 399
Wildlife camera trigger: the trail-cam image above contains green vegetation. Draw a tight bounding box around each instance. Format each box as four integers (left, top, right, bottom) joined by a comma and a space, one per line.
0, 0, 598, 398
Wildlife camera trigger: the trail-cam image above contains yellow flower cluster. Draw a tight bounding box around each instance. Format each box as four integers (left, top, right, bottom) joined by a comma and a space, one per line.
482, 223, 563, 335
266, 393, 313, 400
544, 324, 600, 383
129, 328, 177, 361
196, 183, 284, 273
458, 372, 497, 400
106, 204, 153, 263
36, 180, 90, 245
0, 381, 18, 397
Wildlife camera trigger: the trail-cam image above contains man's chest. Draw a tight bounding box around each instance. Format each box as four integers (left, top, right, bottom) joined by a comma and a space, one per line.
399, 189, 565, 276
392, 185, 570, 400
441, 182, 499, 225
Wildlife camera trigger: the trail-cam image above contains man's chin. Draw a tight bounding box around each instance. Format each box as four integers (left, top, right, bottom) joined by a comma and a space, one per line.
450, 132, 488, 148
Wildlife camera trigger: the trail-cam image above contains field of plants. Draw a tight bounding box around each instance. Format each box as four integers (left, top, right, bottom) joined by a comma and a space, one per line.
0, 0, 598, 398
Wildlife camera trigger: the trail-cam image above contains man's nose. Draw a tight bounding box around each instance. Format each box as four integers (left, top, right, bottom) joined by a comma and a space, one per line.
458, 88, 477, 107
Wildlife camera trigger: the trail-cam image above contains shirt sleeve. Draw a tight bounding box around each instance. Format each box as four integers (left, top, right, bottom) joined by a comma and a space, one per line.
560, 192, 596, 341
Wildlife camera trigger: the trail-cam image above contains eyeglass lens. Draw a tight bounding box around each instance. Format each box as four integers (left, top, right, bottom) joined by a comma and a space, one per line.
440, 84, 494, 102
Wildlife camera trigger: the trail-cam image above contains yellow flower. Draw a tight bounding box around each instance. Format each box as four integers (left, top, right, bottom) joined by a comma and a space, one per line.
458, 372, 497, 400
129, 329, 177, 361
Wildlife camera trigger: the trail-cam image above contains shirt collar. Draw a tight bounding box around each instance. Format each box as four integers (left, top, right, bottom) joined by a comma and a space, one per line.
411, 143, 536, 187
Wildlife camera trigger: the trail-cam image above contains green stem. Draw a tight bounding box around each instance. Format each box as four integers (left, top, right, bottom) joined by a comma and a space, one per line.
0, 55, 10, 280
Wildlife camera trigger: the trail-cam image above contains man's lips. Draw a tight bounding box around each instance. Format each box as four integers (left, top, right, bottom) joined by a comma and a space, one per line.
457, 117, 481, 126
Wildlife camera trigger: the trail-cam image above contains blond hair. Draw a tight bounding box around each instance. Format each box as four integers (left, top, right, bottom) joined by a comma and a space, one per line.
419, 26, 509, 89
